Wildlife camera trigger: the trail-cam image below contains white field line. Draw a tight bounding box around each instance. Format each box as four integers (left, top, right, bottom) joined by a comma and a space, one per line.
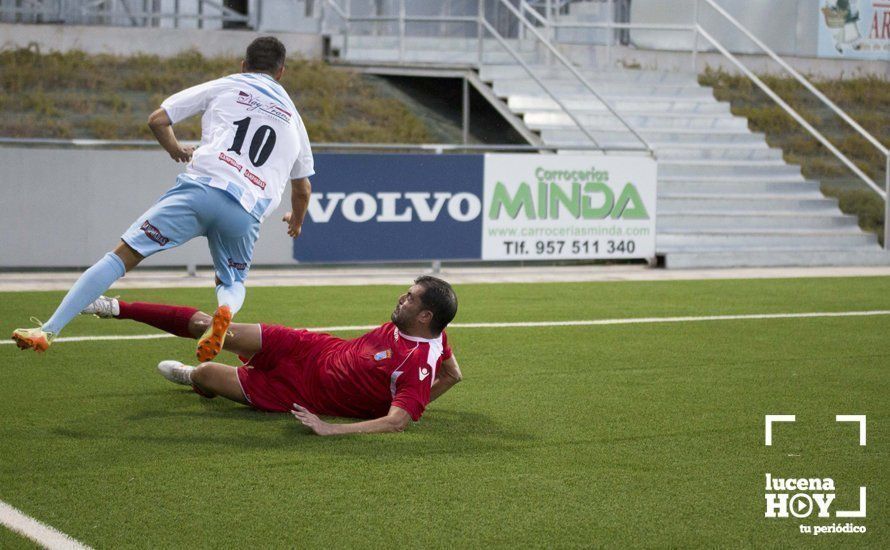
0, 500, 92, 550
4, 310, 890, 346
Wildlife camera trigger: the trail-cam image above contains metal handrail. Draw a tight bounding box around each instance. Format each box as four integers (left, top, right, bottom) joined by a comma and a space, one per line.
0, 137, 651, 154
318, 15, 478, 24
521, 2, 550, 27
478, 18, 602, 148
695, 27, 883, 198
701, 0, 887, 157
547, 21, 697, 31
320, 0, 652, 155
529, 0, 888, 246
694, 0, 888, 247
496, 0, 652, 153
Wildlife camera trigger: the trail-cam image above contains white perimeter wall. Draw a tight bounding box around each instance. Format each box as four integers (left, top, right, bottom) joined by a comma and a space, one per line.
0, 147, 297, 268
0, 22, 321, 58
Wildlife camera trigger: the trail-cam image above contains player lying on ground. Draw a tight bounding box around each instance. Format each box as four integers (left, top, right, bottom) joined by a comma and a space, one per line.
82, 276, 462, 435
13, 36, 314, 362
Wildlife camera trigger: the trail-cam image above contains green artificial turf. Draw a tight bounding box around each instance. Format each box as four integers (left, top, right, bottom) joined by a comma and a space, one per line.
0, 277, 888, 548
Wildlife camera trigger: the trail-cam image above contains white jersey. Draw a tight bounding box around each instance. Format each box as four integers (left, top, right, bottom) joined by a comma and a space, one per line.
161, 72, 314, 222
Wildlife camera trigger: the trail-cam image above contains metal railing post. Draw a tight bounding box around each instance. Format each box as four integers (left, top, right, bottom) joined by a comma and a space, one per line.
605, 0, 613, 68
697, 26, 884, 197
696, 0, 889, 237
885, 154, 890, 249
344, 0, 351, 59
545, 0, 553, 65
691, 0, 700, 72
462, 77, 470, 145
398, 0, 405, 62
477, 0, 484, 66
480, 18, 602, 147
701, 0, 887, 157
494, 0, 652, 152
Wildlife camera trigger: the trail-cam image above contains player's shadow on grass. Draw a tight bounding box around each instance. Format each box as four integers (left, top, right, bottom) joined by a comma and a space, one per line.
129, 398, 535, 455
50, 387, 536, 456
77, 388, 175, 400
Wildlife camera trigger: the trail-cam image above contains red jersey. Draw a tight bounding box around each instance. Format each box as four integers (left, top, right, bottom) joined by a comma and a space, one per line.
237, 322, 452, 421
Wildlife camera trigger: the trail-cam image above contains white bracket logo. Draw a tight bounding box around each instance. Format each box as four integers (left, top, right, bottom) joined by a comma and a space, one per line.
763, 414, 867, 520
764, 414, 795, 446
835, 414, 866, 446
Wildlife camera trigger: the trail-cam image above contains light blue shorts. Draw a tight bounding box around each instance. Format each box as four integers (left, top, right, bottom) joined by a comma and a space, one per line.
121, 175, 261, 286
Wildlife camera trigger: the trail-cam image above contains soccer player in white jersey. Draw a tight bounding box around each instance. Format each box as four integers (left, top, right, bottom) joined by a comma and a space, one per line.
12, 37, 314, 361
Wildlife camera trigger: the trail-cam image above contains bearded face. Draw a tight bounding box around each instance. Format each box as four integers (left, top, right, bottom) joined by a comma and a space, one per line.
391, 284, 426, 331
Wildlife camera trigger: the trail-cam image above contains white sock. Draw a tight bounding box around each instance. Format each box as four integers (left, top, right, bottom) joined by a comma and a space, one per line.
216, 282, 246, 315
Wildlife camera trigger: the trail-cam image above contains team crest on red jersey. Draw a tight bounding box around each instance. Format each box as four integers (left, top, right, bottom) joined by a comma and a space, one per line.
374, 349, 392, 361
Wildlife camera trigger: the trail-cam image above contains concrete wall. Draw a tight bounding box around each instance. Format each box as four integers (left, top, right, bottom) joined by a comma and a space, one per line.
0, 147, 297, 269
629, 0, 820, 57
0, 22, 322, 58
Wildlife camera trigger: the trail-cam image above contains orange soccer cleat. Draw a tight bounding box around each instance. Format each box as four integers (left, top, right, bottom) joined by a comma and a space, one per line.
11, 322, 54, 352
196, 305, 232, 362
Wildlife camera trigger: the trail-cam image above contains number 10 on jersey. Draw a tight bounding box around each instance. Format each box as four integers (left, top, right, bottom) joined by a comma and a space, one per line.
228, 117, 276, 167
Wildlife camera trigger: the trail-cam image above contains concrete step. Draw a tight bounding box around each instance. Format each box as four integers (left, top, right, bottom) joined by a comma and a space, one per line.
335, 47, 543, 65
505, 90, 723, 106
557, 143, 781, 160
657, 213, 860, 231
663, 247, 890, 268
657, 231, 876, 250
568, 145, 786, 162
482, 51, 546, 65
492, 79, 712, 97
332, 35, 538, 52
541, 129, 766, 147
658, 196, 840, 213
479, 64, 698, 84
542, 127, 762, 140
538, 124, 756, 137
507, 95, 731, 114
554, 28, 611, 44
658, 179, 821, 194
658, 161, 801, 179
523, 111, 749, 131
567, 1, 613, 16
549, 139, 773, 150
653, 146, 782, 161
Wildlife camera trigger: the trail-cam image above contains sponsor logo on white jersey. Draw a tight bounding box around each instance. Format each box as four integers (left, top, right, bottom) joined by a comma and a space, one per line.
236, 91, 292, 123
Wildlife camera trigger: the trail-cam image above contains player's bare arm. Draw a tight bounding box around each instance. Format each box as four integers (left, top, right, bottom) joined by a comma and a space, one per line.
291, 404, 411, 436
282, 177, 311, 238
430, 354, 463, 402
147, 108, 194, 163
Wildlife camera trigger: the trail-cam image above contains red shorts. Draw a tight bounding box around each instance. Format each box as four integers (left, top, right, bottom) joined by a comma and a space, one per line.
236, 324, 331, 412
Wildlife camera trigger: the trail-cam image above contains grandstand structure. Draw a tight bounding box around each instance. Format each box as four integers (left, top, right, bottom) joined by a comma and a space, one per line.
2, 0, 888, 269
317, 0, 890, 269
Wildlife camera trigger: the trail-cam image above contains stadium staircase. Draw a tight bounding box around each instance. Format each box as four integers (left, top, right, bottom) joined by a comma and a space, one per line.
322, 1, 890, 269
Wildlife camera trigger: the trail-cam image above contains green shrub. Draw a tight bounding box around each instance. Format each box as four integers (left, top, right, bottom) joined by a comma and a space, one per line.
700, 67, 889, 239
0, 48, 431, 144
822, 185, 885, 245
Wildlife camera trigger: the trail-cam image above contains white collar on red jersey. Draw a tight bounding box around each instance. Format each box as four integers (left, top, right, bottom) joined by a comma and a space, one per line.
397, 329, 444, 371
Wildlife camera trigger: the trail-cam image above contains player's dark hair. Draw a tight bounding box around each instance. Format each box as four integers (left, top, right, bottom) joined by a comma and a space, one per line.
244, 36, 286, 74
414, 276, 458, 335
